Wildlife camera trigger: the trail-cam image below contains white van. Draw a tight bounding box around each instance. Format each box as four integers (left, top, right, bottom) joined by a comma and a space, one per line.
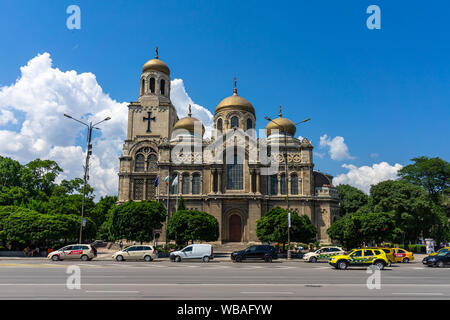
170, 244, 214, 262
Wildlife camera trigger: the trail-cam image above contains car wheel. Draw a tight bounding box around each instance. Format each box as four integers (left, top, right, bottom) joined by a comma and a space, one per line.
203, 256, 210, 263
144, 255, 153, 262
437, 261, 445, 268
264, 256, 272, 263
51, 255, 60, 261
235, 255, 242, 263
116, 255, 124, 262
175, 255, 181, 262
337, 260, 348, 270
374, 261, 385, 270
81, 255, 89, 261
402, 258, 409, 263
310, 256, 317, 263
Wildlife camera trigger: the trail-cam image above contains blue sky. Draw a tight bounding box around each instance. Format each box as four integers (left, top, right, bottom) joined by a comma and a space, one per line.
0, 1, 448, 196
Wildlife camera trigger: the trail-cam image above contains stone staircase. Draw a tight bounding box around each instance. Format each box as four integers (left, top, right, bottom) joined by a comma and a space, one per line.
214, 242, 257, 253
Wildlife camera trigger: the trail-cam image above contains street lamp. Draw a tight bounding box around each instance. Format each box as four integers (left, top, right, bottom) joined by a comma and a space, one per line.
64, 113, 111, 243
265, 110, 310, 260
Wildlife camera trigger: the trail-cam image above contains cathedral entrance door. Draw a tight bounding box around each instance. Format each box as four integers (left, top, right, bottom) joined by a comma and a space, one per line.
229, 214, 242, 242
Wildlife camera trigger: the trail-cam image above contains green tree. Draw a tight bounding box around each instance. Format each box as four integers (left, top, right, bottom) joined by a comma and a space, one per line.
20, 159, 63, 199
110, 201, 166, 243
398, 156, 450, 200
0, 156, 22, 188
0, 186, 29, 206
336, 184, 369, 215
0, 206, 96, 249
369, 180, 437, 245
167, 210, 219, 245
327, 213, 363, 249
90, 196, 117, 229
256, 207, 316, 246
177, 196, 186, 211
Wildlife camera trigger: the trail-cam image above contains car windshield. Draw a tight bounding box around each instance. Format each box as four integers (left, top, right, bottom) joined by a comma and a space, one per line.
437, 252, 448, 256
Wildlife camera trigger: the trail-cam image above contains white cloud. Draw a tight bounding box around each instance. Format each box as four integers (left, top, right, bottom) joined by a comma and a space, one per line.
333, 161, 403, 193
319, 134, 354, 161
0, 52, 212, 199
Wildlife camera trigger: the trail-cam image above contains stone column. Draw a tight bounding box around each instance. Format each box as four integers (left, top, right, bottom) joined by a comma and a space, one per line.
217, 170, 223, 194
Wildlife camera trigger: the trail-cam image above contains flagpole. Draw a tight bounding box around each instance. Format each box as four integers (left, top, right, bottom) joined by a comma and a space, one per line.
165, 171, 170, 248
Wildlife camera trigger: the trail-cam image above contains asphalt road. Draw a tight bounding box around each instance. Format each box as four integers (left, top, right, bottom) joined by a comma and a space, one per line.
0, 258, 449, 299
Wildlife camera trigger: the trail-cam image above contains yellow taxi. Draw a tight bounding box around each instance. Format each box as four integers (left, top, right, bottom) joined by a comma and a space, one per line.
368, 247, 396, 265
329, 248, 389, 270
429, 247, 450, 257
392, 248, 414, 263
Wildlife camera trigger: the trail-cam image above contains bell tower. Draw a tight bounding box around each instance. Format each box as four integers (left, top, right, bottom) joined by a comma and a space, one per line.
118, 47, 179, 203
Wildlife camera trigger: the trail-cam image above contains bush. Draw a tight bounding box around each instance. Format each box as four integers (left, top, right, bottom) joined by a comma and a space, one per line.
408, 244, 426, 253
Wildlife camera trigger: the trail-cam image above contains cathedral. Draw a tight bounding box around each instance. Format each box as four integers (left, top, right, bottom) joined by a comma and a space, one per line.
118, 49, 340, 244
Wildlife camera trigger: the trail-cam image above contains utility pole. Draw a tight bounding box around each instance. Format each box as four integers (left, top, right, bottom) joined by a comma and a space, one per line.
64, 114, 111, 244
265, 109, 310, 260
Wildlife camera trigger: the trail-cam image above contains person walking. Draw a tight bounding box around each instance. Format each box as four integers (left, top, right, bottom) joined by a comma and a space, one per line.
119, 240, 123, 250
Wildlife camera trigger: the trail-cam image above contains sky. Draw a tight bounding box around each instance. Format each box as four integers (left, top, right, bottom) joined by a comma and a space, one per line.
0, 1, 448, 198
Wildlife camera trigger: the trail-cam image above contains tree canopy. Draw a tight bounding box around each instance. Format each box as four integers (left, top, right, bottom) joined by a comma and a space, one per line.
167, 210, 219, 245
256, 207, 316, 244
109, 200, 166, 243
336, 184, 369, 216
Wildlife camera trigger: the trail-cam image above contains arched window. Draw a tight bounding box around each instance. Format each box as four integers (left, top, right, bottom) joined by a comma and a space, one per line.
269, 175, 278, 195
182, 173, 190, 194
147, 153, 157, 170
141, 79, 145, 95
230, 116, 239, 128
217, 118, 223, 133
192, 173, 201, 194
280, 173, 287, 195
290, 174, 298, 195
246, 118, 253, 130
149, 78, 155, 93
135, 154, 145, 172
227, 154, 243, 190
134, 179, 144, 200
171, 173, 179, 194
160, 79, 165, 95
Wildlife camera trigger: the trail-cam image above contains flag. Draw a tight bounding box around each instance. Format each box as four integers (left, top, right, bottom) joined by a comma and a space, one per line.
164, 176, 169, 185
172, 175, 179, 187
154, 176, 159, 187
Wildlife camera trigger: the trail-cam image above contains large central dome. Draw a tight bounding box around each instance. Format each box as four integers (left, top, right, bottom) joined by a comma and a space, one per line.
215, 79, 255, 115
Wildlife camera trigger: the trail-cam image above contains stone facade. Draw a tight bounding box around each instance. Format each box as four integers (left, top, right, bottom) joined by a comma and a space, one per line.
118, 52, 340, 243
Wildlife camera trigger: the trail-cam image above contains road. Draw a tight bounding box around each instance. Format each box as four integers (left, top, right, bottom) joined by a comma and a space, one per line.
0, 258, 449, 299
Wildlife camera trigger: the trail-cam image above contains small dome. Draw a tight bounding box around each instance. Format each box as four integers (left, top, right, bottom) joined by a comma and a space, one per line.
265, 106, 296, 137
215, 78, 255, 115
173, 105, 205, 136
142, 47, 170, 75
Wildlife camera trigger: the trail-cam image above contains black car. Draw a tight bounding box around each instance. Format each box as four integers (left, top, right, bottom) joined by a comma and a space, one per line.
422, 252, 450, 267
231, 245, 278, 263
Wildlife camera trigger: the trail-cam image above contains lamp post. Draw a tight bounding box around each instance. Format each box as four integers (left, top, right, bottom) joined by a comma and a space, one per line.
265, 111, 310, 260
64, 114, 111, 243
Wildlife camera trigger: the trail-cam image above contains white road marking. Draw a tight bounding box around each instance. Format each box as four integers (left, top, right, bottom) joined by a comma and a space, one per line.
241, 291, 294, 294
85, 290, 140, 294
392, 292, 443, 296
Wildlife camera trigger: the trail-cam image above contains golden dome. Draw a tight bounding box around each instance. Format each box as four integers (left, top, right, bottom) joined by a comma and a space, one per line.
173, 105, 205, 136
215, 78, 255, 114
142, 47, 170, 75
265, 106, 296, 137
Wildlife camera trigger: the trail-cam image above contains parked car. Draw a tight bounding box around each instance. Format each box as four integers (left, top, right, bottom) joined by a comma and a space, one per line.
302, 246, 344, 263
329, 248, 389, 270
392, 248, 414, 263
170, 244, 214, 262
429, 247, 450, 257
368, 247, 396, 266
231, 245, 278, 263
422, 252, 450, 267
47, 244, 97, 261
112, 245, 157, 262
